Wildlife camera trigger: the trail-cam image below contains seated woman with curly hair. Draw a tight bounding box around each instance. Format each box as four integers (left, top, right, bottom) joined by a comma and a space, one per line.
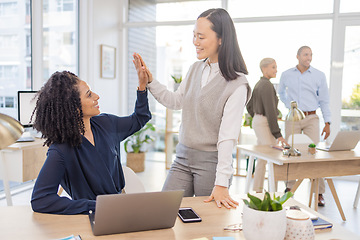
31, 70, 151, 215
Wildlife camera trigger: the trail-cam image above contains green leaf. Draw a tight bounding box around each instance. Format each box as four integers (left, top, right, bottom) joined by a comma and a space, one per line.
249, 201, 259, 210
124, 139, 130, 153
243, 199, 250, 207
132, 145, 141, 153
279, 191, 293, 205
270, 199, 283, 211
273, 193, 280, 201
171, 75, 182, 83
247, 193, 262, 209
123, 122, 156, 153
260, 192, 270, 211
261, 198, 270, 211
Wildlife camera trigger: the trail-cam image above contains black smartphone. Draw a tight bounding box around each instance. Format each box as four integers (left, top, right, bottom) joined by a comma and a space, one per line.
178, 207, 202, 223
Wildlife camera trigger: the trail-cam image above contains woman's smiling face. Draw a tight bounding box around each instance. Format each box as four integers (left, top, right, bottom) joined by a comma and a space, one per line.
193, 17, 221, 63
77, 80, 100, 119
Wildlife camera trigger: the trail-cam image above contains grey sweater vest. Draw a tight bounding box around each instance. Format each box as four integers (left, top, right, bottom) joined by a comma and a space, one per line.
179, 61, 250, 151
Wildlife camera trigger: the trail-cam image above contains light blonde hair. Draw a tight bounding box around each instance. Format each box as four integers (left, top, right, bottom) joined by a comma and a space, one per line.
259, 58, 275, 73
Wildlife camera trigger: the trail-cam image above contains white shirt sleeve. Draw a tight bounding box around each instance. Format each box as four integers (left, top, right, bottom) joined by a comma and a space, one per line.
215, 84, 248, 187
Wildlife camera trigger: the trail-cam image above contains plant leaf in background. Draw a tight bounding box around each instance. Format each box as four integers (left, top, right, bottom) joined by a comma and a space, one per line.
171, 75, 182, 83
124, 122, 156, 153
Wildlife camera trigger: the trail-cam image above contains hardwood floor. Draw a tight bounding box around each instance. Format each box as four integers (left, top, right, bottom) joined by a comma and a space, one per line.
1, 154, 359, 237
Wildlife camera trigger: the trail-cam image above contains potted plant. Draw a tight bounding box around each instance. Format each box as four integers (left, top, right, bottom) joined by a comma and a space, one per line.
171, 75, 182, 91
308, 143, 316, 155
124, 122, 155, 172
242, 191, 293, 240
243, 112, 253, 128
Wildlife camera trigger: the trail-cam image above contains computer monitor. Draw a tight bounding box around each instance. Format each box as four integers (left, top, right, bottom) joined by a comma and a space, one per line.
17, 91, 38, 128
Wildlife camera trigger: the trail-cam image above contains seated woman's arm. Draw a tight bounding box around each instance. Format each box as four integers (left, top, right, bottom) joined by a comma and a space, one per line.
114, 90, 152, 140
31, 148, 96, 215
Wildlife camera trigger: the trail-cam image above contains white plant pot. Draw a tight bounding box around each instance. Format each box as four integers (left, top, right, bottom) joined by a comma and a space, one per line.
242, 205, 287, 240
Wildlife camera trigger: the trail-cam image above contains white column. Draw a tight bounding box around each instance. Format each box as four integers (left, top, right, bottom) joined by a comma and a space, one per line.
119, 0, 128, 116
31, 0, 43, 90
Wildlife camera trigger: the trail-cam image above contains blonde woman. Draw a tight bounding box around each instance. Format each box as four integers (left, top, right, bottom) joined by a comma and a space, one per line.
246, 58, 288, 193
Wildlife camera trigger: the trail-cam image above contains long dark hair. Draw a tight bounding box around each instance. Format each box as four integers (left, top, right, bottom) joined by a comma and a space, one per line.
32, 71, 85, 147
198, 8, 248, 81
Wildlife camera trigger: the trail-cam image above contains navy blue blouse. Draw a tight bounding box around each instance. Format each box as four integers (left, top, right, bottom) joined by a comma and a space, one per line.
31, 91, 151, 215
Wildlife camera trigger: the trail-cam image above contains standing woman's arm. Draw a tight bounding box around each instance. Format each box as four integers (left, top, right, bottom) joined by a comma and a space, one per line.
204, 84, 248, 208
261, 83, 282, 140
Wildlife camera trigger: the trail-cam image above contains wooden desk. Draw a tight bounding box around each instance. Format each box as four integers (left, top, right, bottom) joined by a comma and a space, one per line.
0, 139, 47, 206
238, 144, 360, 220
0, 196, 358, 240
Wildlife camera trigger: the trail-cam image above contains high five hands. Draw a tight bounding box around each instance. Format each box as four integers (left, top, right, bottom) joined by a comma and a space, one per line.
133, 53, 153, 88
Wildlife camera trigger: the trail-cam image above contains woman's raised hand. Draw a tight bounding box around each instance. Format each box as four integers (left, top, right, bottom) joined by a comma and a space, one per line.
132, 53, 153, 89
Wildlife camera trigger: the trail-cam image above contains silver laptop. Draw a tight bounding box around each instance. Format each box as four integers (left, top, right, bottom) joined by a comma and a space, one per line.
316, 131, 360, 151
89, 190, 184, 236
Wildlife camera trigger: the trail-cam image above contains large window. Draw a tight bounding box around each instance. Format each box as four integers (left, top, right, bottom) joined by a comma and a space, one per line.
0, 0, 78, 120
43, 0, 78, 81
341, 25, 360, 131
0, 0, 31, 119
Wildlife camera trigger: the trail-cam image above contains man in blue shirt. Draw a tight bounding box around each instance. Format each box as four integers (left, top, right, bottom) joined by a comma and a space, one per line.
278, 46, 331, 206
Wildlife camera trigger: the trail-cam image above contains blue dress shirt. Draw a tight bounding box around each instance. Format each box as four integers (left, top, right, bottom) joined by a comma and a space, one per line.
31, 91, 151, 215
278, 66, 331, 123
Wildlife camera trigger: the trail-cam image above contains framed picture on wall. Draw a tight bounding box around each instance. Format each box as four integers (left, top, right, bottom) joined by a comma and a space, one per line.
100, 44, 116, 79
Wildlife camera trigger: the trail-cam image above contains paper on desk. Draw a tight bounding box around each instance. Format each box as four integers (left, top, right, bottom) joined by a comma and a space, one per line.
56, 235, 82, 240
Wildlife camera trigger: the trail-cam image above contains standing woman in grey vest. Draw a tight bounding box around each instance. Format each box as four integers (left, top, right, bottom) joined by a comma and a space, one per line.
133, 8, 251, 209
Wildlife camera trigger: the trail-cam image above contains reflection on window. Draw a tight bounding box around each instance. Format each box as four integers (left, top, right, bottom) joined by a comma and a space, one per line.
0, 2, 18, 16
0, 0, 31, 119
0, 35, 18, 48
5, 96, 15, 108
228, 0, 333, 18
0, 65, 19, 80
43, 0, 78, 81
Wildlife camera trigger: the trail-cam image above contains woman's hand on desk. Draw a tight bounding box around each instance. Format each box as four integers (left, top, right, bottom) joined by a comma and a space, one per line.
204, 185, 239, 209
277, 137, 289, 147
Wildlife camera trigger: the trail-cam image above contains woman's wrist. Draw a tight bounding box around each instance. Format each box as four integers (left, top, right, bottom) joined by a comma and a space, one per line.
137, 85, 147, 91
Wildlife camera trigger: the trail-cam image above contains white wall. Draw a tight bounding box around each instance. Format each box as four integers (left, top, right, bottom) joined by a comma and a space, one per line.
87, 0, 122, 115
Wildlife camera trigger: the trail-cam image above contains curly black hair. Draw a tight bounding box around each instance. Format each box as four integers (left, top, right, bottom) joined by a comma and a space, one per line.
31, 71, 85, 147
